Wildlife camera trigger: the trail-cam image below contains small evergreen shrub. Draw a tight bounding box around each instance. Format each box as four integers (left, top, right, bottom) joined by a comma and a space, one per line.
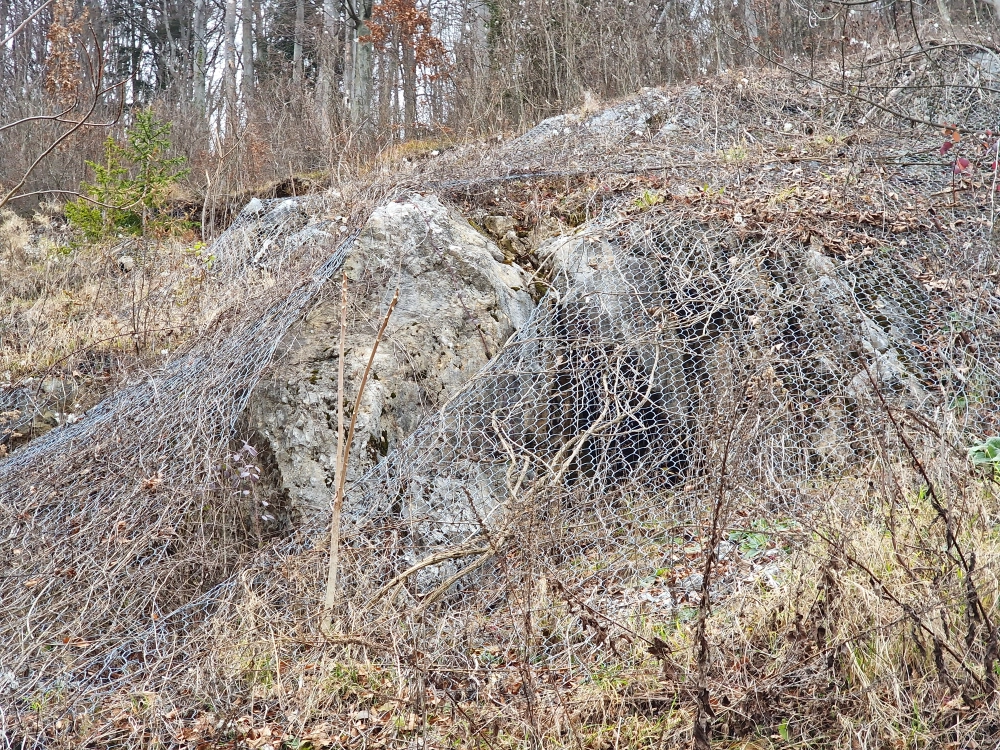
65, 109, 189, 241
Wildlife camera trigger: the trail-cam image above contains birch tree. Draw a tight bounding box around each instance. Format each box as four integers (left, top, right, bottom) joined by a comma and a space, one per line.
224, 0, 238, 133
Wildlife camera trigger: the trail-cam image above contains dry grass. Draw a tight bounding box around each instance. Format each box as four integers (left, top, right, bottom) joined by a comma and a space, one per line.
40, 470, 995, 749
0, 211, 244, 453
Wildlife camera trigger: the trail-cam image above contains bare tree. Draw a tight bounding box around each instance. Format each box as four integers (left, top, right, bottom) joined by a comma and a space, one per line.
402, 30, 416, 136
241, 0, 254, 100
0, 30, 124, 211
292, 0, 304, 84
223, 0, 238, 133
316, 0, 339, 127
348, 0, 374, 132
192, 0, 207, 111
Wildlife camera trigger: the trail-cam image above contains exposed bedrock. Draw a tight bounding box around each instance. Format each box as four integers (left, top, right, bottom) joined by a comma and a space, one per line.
251, 191, 935, 530
531, 225, 934, 482
533, 232, 691, 483
250, 194, 535, 515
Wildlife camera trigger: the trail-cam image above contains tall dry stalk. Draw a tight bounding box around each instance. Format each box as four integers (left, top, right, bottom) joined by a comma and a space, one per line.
322, 280, 399, 634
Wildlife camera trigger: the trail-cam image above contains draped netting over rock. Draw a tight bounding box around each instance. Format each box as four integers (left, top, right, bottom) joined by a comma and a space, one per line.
4, 65, 1000, 746
329, 203, 1000, 622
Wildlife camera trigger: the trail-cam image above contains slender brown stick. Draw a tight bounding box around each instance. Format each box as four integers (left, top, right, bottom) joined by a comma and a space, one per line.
322, 284, 399, 634
10, 188, 146, 211
0, 100, 77, 134
321, 273, 349, 635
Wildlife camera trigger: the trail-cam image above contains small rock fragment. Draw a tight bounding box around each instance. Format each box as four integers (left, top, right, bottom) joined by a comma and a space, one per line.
482, 215, 516, 238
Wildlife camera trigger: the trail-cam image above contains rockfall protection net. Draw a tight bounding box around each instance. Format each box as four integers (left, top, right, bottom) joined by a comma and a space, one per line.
0, 197, 352, 729
4, 63, 1000, 745
0, 195, 339, 457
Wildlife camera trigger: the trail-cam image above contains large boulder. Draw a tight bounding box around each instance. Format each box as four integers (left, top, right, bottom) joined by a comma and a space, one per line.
532, 224, 934, 480
251, 194, 535, 515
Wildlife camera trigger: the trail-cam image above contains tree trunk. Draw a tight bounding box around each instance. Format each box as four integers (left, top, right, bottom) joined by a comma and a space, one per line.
0, 0, 8, 84
935, 0, 952, 25
402, 36, 417, 138
161, 0, 178, 91
377, 42, 391, 134
343, 15, 354, 110
292, 0, 305, 84
316, 0, 338, 126
742, 0, 759, 49
179, 0, 191, 91
350, 18, 373, 132
224, 0, 238, 134
192, 0, 207, 112
241, 0, 254, 100
254, 0, 268, 69
471, 0, 492, 124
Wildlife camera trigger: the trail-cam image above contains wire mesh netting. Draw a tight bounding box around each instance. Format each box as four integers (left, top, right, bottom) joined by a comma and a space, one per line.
4, 63, 1000, 746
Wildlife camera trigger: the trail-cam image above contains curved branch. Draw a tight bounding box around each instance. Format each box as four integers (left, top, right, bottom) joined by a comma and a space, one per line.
0, 101, 79, 134
0, 0, 54, 47
6, 189, 143, 212
0, 31, 126, 212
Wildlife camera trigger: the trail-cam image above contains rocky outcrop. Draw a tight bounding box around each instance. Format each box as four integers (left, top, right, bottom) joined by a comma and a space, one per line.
509, 86, 702, 151
802, 245, 929, 408
531, 225, 933, 478
251, 194, 535, 515
250, 189, 935, 522
211, 196, 335, 276
534, 232, 690, 479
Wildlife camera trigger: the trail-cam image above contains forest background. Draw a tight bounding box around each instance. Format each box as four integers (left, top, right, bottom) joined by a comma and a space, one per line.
2, 0, 992, 221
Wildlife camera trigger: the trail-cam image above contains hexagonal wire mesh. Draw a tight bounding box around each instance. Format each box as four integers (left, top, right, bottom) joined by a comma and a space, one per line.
331, 203, 998, 632
4, 65, 1000, 744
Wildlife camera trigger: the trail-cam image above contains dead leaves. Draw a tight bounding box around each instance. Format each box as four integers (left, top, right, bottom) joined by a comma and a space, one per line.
141, 472, 163, 491
169, 711, 411, 750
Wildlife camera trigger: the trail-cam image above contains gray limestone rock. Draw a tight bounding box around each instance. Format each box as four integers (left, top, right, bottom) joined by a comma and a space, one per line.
532, 232, 689, 475
251, 194, 535, 515
803, 247, 929, 407
511, 88, 672, 149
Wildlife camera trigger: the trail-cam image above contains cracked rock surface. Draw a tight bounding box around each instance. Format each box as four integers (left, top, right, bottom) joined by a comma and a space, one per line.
251, 194, 536, 515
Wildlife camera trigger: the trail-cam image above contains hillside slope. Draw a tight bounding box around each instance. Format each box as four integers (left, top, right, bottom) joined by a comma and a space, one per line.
4, 59, 1000, 748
